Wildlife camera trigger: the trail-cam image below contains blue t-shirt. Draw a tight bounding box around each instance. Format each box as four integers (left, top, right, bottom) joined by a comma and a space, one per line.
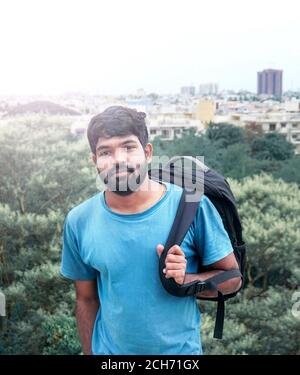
61, 182, 233, 355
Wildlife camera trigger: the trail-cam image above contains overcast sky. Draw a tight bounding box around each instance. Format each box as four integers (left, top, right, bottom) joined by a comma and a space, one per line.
0, 0, 299, 95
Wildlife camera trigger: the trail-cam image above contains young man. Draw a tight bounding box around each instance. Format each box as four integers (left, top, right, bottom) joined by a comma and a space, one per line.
60, 106, 241, 355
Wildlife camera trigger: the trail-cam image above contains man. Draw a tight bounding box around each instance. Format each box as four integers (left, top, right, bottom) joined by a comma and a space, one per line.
61, 106, 241, 355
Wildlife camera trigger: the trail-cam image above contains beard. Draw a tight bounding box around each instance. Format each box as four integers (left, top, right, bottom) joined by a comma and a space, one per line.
98, 159, 149, 196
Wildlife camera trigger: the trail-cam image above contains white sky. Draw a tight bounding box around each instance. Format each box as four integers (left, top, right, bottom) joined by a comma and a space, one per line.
0, 0, 299, 95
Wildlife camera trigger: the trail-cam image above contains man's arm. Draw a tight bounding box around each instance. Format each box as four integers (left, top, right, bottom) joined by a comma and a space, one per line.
184, 252, 242, 298
157, 244, 242, 298
75, 280, 100, 355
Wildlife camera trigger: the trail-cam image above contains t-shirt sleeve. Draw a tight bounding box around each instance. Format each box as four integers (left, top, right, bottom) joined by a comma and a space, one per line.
60, 214, 98, 280
194, 195, 233, 266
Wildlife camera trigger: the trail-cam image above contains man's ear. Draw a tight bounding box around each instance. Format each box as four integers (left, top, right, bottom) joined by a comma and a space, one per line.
145, 143, 153, 163
91, 153, 97, 165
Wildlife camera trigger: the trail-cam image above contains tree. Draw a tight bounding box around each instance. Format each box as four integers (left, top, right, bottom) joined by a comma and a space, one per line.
0, 117, 95, 354
219, 143, 283, 180
250, 132, 295, 161
201, 174, 300, 354
152, 129, 225, 171
206, 123, 246, 148
230, 174, 300, 290
273, 156, 300, 187
1, 117, 300, 354
244, 123, 264, 143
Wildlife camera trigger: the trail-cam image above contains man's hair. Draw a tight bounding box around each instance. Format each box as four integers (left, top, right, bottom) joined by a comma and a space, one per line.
87, 106, 149, 154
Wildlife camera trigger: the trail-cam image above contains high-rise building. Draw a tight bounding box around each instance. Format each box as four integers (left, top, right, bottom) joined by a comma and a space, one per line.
257, 69, 283, 97
199, 83, 218, 95
180, 86, 196, 96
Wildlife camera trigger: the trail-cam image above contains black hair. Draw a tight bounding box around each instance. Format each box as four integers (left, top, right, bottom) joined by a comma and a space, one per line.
87, 106, 149, 154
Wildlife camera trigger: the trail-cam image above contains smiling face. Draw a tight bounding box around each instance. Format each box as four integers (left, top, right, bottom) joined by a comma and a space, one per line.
93, 134, 152, 196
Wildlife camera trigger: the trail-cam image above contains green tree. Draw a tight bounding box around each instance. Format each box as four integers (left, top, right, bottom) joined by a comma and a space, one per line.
218, 144, 277, 180
1, 117, 300, 355
152, 129, 224, 171
206, 122, 246, 148
201, 174, 300, 354
0, 117, 95, 354
250, 132, 295, 161
273, 156, 300, 186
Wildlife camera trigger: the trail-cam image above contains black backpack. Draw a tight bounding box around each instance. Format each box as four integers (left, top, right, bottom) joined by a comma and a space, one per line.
148, 156, 246, 339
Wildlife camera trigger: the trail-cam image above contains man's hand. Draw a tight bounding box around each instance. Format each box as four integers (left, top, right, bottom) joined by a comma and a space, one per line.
157, 244, 187, 285
75, 280, 100, 355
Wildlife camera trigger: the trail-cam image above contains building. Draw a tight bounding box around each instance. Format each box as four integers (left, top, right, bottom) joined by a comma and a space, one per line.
284, 100, 300, 112
244, 113, 300, 154
180, 86, 196, 96
195, 100, 216, 127
148, 111, 203, 141
199, 83, 218, 96
214, 111, 300, 155
257, 69, 283, 97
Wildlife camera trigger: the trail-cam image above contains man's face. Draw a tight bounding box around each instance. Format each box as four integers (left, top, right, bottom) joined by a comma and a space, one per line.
93, 135, 152, 196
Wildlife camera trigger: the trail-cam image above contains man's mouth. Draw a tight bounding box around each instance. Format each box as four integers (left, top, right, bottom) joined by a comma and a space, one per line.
111, 166, 135, 176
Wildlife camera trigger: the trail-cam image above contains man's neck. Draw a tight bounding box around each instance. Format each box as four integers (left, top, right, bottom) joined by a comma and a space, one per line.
104, 177, 166, 214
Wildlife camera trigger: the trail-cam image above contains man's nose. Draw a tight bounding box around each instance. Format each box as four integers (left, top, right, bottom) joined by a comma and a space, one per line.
114, 148, 128, 164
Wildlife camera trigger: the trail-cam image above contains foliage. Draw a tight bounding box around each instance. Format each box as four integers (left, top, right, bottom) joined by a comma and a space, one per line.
0, 117, 94, 354
206, 122, 246, 148
1, 117, 299, 355
250, 132, 295, 161
200, 175, 300, 355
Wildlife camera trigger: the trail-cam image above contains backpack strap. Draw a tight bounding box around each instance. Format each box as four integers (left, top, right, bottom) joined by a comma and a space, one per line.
159, 188, 201, 297
196, 269, 242, 339
159, 188, 242, 339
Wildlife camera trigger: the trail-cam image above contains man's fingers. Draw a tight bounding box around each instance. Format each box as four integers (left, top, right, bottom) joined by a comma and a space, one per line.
156, 244, 164, 258
168, 245, 184, 256
165, 262, 185, 270
166, 254, 187, 264
165, 269, 186, 279
158, 243, 187, 284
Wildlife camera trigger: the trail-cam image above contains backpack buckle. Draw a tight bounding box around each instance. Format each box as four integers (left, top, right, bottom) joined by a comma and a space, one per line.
195, 281, 206, 294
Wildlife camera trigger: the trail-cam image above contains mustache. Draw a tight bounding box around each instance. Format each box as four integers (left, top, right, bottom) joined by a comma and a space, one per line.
98, 164, 137, 182
97, 161, 148, 191
109, 165, 136, 176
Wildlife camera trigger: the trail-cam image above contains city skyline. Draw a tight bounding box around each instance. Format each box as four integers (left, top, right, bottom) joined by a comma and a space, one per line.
0, 0, 299, 96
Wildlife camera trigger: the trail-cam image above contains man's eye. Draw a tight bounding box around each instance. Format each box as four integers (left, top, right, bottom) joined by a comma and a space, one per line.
99, 151, 110, 156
